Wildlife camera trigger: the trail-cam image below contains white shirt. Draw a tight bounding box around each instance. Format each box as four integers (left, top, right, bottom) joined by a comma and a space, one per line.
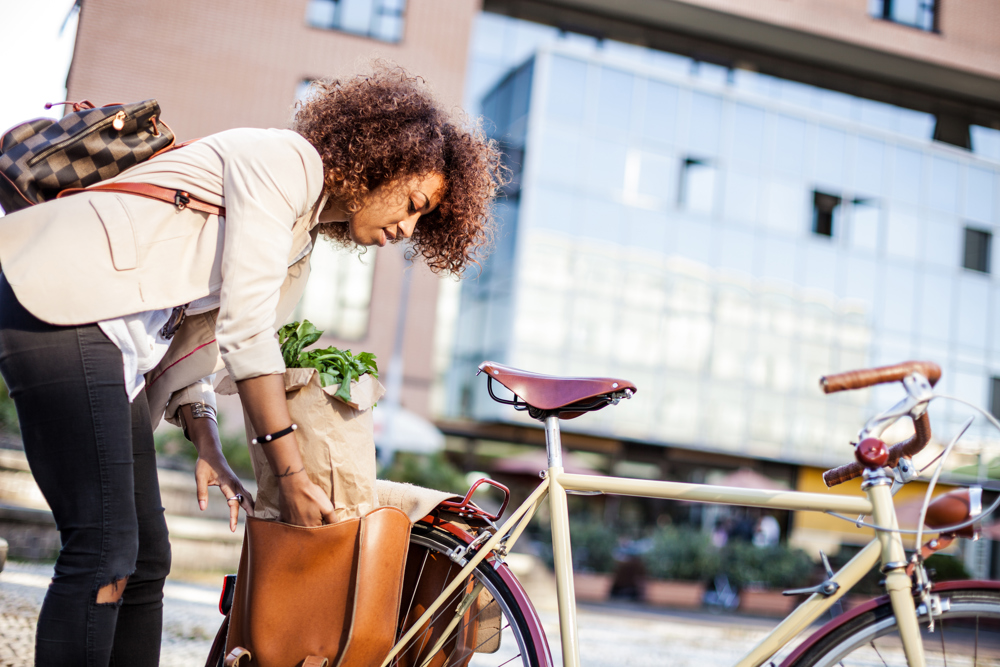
98, 292, 222, 401
97, 239, 312, 401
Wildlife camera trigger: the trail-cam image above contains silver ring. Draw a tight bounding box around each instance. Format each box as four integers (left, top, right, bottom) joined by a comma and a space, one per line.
228, 494, 243, 503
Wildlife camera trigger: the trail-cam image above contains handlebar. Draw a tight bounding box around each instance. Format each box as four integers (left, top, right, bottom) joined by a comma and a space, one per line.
821, 361, 939, 487
823, 412, 931, 486
819, 360, 941, 394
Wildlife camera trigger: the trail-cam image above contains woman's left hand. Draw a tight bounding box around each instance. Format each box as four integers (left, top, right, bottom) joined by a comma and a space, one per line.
180, 403, 255, 532
195, 449, 254, 532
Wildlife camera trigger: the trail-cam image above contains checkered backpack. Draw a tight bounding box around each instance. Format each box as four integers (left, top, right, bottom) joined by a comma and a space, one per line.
0, 99, 223, 217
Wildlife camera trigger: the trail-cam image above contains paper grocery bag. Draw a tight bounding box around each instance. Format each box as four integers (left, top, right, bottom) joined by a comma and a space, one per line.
220, 368, 385, 522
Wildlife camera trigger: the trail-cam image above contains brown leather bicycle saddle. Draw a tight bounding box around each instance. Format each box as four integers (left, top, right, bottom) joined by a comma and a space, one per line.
478, 361, 636, 414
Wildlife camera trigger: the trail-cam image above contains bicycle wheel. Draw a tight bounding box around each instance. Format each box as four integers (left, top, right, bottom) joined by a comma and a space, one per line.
391, 521, 548, 667
786, 586, 1000, 667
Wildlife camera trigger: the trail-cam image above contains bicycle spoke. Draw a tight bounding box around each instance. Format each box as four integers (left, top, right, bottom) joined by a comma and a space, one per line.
437, 595, 506, 667
397, 558, 502, 666
871, 641, 889, 667
394, 549, 433, 667
496, 654, 523, 667
938, 618, 947, 667
975, 615, 979, 667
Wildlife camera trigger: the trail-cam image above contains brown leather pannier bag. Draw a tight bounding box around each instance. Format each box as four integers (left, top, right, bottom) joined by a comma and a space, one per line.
222, 507, 411, 667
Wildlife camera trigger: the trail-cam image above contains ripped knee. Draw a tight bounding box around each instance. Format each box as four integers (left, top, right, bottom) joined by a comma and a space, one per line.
96, 576, 129, 605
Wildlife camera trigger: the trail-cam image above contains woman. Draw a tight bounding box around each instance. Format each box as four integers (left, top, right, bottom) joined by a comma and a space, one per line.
0, 67, 502, 666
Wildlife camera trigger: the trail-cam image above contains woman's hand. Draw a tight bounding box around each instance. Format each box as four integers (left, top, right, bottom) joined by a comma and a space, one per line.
277, 472, 336, 526
179, 404, 255, 532
195, 449, 254, 532
236, 373, 335, 527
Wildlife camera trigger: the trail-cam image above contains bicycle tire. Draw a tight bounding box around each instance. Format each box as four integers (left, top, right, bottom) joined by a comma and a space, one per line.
391, 521, 547, 667
783, 585, 1000, 667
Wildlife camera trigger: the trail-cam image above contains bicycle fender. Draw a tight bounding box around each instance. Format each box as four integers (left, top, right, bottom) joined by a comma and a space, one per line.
778, 581, 1000, 667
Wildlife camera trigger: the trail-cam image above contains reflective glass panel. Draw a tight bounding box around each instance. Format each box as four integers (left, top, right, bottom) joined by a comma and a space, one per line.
643, 80, 679, 145
587, 139, 628, 192
972, 126, 1000, 162
731, 104, 765, 165
773, 115, 806, 175
892, 147, 922, 205
688, 93, 722, 157
537, 128, 582, 186
881, 264, 916, 333
965, 166, 995, 224
849, 199, 880, 252
854, 137, 884, 197
597, 68, 633, 129
922, 217, 960, 268
885, 208, 920, 260
723, 169, 760, 226
638, 151, 675, 201
764, 180, 804, 233
679, 159, 716, 215
814, 126, 847, 189
917, 270, 952, 341
546, 56, 587, 122
929, 156, 959, 213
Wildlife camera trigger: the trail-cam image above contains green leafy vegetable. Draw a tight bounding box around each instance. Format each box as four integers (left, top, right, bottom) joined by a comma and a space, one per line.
278, 320, 378, 402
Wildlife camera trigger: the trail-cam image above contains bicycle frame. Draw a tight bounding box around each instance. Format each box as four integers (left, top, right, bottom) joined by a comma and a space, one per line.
380, 415, 927, 667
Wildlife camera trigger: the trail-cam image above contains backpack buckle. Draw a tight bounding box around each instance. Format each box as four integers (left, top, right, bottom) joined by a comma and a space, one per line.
174, 190, 191, 210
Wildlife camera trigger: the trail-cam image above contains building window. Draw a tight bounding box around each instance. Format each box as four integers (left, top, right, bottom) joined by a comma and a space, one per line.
306, 0, 406, 43
812, 191, 842, 237
294, 242, 377, 340
992, 377, 1000, 421
678, 158, 716, 215
963, 227, 992, 274
869, 0, 937, 32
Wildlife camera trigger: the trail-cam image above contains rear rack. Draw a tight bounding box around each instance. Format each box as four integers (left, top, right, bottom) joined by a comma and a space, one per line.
438, 477, 510, 522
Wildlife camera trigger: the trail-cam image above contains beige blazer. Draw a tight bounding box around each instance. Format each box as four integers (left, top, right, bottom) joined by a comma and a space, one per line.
0, 127, 329, 425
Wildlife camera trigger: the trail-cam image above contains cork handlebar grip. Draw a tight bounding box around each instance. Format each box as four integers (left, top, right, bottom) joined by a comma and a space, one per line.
819, 361, 941, 394
823, 413, 932, 487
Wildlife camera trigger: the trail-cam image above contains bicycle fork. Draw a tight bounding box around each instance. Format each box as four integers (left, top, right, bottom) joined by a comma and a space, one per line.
866, 468, 926, 667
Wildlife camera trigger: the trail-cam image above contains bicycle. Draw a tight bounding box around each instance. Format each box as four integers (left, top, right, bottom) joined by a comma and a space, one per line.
215, 359, 1000, 667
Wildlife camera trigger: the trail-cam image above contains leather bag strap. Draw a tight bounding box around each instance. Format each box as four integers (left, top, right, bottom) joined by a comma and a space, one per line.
57, 181, 225, 217
204, 610, 231, 667
334, 507, 412, 667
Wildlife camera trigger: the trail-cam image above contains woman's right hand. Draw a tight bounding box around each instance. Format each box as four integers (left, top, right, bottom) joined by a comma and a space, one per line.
277, 473, 336, 526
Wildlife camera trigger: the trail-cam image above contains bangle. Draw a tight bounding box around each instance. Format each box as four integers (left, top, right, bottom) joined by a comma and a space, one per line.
182, 402, 217, 441
251, 423, 297, 446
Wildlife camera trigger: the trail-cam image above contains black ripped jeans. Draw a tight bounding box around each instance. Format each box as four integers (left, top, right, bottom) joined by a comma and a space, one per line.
0, 276, 170, 666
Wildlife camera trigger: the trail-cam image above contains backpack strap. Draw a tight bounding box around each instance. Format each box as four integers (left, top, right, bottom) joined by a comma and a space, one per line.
57, 182, 225, 217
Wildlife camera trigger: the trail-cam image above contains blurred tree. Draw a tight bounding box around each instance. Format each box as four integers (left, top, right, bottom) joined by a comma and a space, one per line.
0, 377, 19, 436
154, 414, 254, 478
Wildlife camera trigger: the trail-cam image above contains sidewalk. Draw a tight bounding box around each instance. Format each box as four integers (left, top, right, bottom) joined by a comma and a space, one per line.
0, 561, 220, 666
0, 560, 813, 667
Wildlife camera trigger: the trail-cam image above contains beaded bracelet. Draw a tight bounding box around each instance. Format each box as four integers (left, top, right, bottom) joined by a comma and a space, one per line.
251, 423, 298, 446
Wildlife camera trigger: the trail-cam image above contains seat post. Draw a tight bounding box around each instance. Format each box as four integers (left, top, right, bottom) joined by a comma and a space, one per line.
544, 415, 563, 468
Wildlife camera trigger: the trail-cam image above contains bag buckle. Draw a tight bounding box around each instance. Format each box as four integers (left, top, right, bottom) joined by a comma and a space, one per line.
174, 190, 191, 210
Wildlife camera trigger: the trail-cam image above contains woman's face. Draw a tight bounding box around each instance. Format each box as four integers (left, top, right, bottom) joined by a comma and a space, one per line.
337, 172, 446, 248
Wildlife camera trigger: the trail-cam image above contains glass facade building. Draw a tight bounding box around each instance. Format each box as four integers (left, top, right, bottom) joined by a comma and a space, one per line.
448, 15, 1000, 469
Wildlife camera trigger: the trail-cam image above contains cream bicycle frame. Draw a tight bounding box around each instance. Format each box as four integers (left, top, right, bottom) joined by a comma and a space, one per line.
381, 415, 927, 667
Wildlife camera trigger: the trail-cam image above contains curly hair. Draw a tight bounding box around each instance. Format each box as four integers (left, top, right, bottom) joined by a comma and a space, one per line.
292, 66, 505, 274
